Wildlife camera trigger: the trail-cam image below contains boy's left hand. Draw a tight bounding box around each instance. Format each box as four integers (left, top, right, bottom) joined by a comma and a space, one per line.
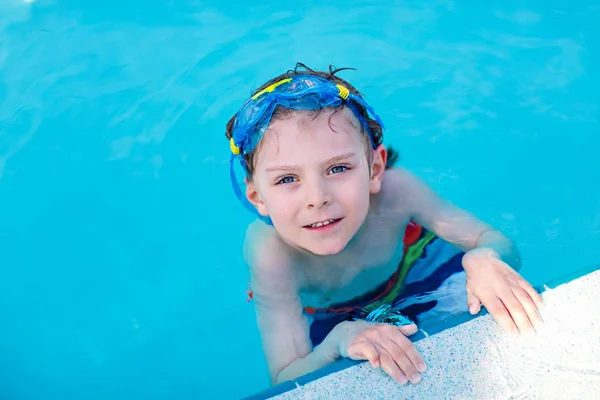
462, 248, 544, 334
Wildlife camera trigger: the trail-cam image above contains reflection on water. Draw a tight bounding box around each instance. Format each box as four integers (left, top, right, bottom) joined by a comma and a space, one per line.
0, 1, 599, 398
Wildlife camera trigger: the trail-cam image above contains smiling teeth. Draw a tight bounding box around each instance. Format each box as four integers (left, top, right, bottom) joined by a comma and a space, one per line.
309, 219, 337, 228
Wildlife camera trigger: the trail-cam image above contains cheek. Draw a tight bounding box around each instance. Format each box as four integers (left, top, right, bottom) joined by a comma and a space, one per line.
337, 172, 371, 206
262, 187, 297, 217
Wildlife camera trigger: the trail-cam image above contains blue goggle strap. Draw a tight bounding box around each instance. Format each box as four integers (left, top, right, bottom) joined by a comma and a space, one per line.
229, 153, 273, 225
345, 99, 376, 149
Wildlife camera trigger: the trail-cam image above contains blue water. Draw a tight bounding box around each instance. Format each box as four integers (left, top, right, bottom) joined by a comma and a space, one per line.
1, 1, 599, 399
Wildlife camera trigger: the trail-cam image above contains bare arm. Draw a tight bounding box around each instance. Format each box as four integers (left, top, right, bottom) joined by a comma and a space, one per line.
244, 225, 342, 384
385, 168, 542, 334
387, 168, 521, 269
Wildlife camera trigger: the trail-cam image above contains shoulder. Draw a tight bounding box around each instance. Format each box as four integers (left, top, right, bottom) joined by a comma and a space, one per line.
243, 220, 305, 290
382, 167, 428, 193
378, 167, 433, 215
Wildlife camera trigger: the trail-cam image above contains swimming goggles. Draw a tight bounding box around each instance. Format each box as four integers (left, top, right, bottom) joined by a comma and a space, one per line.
229, 74, 386, 224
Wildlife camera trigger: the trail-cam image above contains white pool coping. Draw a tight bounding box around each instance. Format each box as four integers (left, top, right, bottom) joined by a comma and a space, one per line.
245, 265, 600, 399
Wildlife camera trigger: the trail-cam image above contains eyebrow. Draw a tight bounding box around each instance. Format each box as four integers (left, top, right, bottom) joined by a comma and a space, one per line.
265, 152, 357, 172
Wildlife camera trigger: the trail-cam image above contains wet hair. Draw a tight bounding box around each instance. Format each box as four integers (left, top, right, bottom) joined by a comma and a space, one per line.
225, 63, 399, 179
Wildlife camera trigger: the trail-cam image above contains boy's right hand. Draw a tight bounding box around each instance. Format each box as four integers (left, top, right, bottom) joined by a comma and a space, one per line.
334, 320, 426, 385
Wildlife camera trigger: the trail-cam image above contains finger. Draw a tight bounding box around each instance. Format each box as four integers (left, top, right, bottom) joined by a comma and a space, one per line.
512, 286, 543, 330
374, 343, 409, 385
386, 328, 427, 383
518, 278, 544, 309
466, 286, 482, 315
392, 326, 427, 373
348, 339, 380, 367
498, 288, 535, 334
398, 323, 418, 336
483, 295, 519, 334
382, 338, 421, 384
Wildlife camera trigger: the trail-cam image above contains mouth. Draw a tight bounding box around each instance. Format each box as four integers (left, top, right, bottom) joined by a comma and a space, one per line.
303, 218, 342, 230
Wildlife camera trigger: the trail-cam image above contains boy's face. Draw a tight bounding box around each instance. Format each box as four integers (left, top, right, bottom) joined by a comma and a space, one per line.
246, 108, 387, 255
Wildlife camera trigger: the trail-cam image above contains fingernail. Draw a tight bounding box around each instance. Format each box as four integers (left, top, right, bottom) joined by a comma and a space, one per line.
417, 363, 427, 372
399, 376, 408, 385
410, 374, 421, 383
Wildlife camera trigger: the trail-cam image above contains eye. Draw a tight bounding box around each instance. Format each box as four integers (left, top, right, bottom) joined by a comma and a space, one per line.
276, 175, 297, 185
329, 165, 349, 175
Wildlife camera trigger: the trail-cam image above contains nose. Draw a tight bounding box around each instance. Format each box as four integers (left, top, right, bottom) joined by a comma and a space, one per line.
306, 178, 332, 209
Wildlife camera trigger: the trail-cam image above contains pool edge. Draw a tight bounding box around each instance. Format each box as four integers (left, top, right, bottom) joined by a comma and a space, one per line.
241, 263, 600, 400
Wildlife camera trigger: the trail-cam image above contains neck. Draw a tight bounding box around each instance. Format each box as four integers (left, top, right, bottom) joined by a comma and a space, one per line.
339, 193, 382, 263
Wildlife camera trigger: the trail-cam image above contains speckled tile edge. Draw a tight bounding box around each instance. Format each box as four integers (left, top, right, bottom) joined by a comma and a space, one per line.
241, 264, 600, 400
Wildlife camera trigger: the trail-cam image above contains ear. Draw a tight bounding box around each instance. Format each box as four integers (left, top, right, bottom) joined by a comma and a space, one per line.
369, 144, 387, 194
245, 178, 270, 217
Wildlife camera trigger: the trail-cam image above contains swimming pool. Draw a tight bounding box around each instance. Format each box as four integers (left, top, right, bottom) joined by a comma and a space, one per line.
0, 1, 598, 399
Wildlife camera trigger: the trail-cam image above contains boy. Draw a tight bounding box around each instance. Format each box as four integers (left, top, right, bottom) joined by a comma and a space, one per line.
225, 64, 543, 386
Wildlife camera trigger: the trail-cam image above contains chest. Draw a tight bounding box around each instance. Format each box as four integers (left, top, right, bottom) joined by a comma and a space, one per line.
299, 226, 407, 307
